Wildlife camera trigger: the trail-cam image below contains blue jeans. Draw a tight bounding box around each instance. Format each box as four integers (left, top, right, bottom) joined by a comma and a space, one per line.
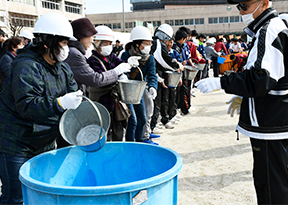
0, 153, 30, 204
125, 97, 146, 142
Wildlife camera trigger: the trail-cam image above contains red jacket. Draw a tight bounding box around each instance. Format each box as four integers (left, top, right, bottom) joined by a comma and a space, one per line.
187, 41, 206, 64
214, 42, 228, 55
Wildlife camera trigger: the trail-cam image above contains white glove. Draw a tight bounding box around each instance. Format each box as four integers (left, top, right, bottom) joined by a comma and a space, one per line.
148, 87, 157, 99
226, 95, 243, 117
114, 63, 131, 75
127, 56, 141, 67
57, 90, 83, 110
118, 74, 128, 80
195, 78, 221, 93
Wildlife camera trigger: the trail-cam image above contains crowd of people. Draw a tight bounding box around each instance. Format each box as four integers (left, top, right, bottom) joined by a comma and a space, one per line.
0, 0, 288, 204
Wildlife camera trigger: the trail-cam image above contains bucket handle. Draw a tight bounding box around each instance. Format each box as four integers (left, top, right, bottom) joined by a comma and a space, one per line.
135, 66, 144, 82
77, 95, 104, 140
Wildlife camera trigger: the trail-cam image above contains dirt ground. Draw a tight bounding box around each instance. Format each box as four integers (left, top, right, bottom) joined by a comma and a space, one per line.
151, 88, 257, 205
0, 85, 257, 205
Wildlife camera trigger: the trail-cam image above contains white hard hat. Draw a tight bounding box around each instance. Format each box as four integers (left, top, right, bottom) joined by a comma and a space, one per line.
210, 37, 216, 43
223, 37, 227, 43
206, 38, 214, 45
157, 24, 173, 39
280, 13, 288, 24
33, 13, 73, 38
130, 26, 152, 41
19, 30, 34, 40
192, 38, 199, 47
94, 25, 114, 41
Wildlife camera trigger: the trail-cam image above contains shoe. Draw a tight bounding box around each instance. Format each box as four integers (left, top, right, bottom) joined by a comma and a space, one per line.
153, 127, 164, 134
156, 122, 165, 129
171, 119, 179, 125
150, 133, 161, 138
189, 107, 196, 112
142, 139, 159, 145
165, 122, 174, 129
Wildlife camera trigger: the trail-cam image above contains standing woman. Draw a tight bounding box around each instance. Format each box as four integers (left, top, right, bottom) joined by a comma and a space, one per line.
87, 25, 131, 141
121, 26, 158, 142
0, 13, 82, 204
0, 36, 22, 89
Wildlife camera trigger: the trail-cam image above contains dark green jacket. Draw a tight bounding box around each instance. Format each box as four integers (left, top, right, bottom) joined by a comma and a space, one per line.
0, 48, 78, 157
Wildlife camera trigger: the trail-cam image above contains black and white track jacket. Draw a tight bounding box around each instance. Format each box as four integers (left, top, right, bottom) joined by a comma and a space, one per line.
221, 8, 288, 140
150, 37, 180, 76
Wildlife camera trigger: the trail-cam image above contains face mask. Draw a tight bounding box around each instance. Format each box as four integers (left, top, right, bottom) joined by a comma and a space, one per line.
141, 45, 151, 55
100, 45, 113, 56
241, 1, 263, 25
56, 45, 69, 62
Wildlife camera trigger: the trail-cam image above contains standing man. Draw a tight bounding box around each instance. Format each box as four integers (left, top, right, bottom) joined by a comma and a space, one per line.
112, 40, 123, 56
195, 0, 288, 204
0, 29, 8, 59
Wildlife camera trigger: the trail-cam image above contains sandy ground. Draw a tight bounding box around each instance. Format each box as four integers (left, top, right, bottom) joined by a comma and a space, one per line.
151, 88, 257, 205
0, 80, 257, 205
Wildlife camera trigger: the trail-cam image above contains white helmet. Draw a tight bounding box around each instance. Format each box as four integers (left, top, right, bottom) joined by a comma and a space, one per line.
157, 24, 173, 39
130, 26, 152, 41
206, 38, 214, 45
33, 13, 73, 38
280, 13, 288, 24
210, 37, 217, 43
94, 25, 114, 42
192, 38, 199, 47
19, 30, 34, 40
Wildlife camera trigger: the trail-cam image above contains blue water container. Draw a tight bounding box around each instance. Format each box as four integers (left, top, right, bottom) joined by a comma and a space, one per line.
19, 142, 182, 205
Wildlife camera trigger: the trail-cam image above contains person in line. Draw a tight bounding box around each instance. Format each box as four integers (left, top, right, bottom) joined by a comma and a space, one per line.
0, 37, 23, 90
195, 0, 288, 203
150, 24, 184, 133
121, 26, 158, 143
17, 30, 34, 54
197, 34, 208, 78
229, 38, 243, 53
112, 39, 123, 56
0, 13, 83, 204
225, 38, 232, 54
204, 39, 221, 77
0, 29, 8, 59
239, 38, 248, 51
214, 38, 228, 55
87, 25, 131, 142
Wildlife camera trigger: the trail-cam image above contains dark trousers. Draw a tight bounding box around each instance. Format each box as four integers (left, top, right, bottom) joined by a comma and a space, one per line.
178, 79, 190, 115
212, 56, 220, 77
107, 112, 125, 142
0, 153, 30, 204
250, 138, 288, 204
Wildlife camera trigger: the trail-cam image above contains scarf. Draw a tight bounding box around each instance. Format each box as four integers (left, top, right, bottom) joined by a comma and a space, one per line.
128, 45, 149, 62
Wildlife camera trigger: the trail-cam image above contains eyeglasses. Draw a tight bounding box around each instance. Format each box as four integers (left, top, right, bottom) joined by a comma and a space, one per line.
236, 0, 261, 11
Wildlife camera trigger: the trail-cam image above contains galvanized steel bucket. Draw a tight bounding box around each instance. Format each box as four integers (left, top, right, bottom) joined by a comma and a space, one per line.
118, 67, 147, 104
195, 63, 206, 71
184, 66, 199, 80
165, 71, 182, 88
59, 96, 110, 152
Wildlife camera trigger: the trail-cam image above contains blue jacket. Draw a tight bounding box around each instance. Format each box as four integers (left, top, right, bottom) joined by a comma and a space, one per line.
121, 51, 157, 90
0, 48, 78, 157
0, 51, 16, 79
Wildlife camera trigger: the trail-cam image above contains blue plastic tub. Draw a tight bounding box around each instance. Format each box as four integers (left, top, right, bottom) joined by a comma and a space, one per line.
217, 56, 226, 64
19, 142, 182, 205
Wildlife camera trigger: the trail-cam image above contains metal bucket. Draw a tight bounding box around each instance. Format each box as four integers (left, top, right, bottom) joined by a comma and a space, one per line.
59, 96, 110, 152
118, 67, 147, 104
184, 66, 199, 80
195, 63, 206, 71
165, 71, 182, 88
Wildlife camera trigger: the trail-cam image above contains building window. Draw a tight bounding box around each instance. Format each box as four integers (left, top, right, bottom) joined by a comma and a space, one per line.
113, 23, 121, 29
165, 20, 174, 26
9, 12, 37, 27
234, 16, 240, 22
219, 17, 229, 24
185, 19, 193, 25
104, 23, 112, 29
8, 0, 35, 5
195, 18, 204, 25
125, 22, 135, 29
65, 2, 81, 14
174, 19, 184, 26
42, 0, 60, 10
153, 21, 161, 27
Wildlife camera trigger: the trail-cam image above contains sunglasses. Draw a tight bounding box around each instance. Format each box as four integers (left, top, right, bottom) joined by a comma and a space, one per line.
236, 0, 261, 11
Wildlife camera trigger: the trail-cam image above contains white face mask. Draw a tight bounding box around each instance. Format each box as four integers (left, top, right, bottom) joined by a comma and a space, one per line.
100, 45, 113, 56
56, 45, 69, 62
141, 45, 151, 55
241, 1, 263, 25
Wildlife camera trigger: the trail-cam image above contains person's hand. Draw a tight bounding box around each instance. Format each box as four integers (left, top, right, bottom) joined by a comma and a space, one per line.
161, 81, 168, 88
118, 74, 128, 80
114, 63, 131, 75
195, 78, 221, 93
226, 95, 243, 117
127, 56, 141, 67
57, 90, 83, 110
148, 87, 157, 99
182, 60, 187, 66
177, 62, 184, 71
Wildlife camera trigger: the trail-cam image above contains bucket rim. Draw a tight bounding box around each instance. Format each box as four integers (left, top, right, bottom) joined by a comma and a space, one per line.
19, 142, 182, 196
